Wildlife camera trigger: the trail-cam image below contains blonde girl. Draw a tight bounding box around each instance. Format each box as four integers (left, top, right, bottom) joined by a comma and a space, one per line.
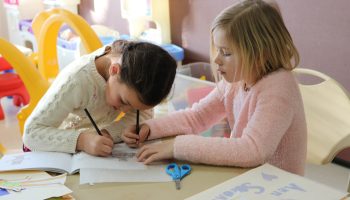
122, 0, 306, 175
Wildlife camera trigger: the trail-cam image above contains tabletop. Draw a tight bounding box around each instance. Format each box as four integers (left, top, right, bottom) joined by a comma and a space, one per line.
65, 164, 248, 200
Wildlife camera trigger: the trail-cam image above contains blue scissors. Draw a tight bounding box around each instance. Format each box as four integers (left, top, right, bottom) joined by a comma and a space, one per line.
166, 163, 191, 190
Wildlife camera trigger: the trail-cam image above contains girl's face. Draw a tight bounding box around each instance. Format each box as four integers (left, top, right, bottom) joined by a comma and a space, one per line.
213, 27, 242, 83
105, 66, 152, 112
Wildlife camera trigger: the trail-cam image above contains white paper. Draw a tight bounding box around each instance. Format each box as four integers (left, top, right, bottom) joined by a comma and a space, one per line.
80, 164, 172, 184
78, 142, 172, 184
0, 171, 71, 200
72, 143, 146, 172
186, 164, 348, 200
0, 152, 73, 174
0, 144, 147, 174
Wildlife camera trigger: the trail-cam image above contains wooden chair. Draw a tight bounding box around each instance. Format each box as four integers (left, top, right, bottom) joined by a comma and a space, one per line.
293, 68, 350, 192
293, 68, 350, 164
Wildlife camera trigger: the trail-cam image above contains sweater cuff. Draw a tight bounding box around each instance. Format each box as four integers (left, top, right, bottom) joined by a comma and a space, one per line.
57, 131, 81, 154
173, 135, 215, 164
173, 135, 194, 161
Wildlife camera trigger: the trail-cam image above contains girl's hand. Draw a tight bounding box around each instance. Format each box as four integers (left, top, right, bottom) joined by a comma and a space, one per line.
136, 140, 174, 164
101, 129, 114, 141
77, 130, 114, 157
121, 124, 150, 148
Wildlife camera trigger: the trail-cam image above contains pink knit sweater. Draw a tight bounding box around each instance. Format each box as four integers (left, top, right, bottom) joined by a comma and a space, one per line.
145, 69, 307, 175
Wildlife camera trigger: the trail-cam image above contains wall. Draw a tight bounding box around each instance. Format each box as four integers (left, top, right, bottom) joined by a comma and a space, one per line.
0, 2, 9, 40
79, 0, 350, 92
279, 0, 350, 92
0, 0, 44, 44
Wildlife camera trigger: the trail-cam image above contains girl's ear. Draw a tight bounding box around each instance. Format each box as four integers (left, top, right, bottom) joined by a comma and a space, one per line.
109, 64, 121, 76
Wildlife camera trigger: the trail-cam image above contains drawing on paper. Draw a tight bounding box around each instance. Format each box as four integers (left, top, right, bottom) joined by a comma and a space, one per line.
10, 155, 26, 165
111, 148, 136, 161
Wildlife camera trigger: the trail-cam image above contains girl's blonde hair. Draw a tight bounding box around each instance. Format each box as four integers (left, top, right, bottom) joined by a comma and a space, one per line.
210, 0, 299, 82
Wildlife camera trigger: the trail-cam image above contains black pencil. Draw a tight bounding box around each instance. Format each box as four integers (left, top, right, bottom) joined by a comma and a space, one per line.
136, 110, 140, 135
84, 108, 102, 136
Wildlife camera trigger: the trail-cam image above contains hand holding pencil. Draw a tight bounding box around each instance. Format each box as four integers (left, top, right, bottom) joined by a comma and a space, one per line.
75, 108, 114, 157
121, 123, 151, 148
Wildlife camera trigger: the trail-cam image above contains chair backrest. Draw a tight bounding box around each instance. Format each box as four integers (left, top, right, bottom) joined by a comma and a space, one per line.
32, 8, 102, 81
293, 68, 350, 165
0, 38, 50, 134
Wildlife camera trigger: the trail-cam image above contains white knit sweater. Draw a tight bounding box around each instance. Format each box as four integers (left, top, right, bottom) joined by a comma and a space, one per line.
23, 47, 152, 153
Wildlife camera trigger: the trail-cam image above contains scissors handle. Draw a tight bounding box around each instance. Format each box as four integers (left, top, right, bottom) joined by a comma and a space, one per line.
166, 163, 192, 180
166, 163, 181, 180
166, 163, 192, 190
179, 164, 191, 178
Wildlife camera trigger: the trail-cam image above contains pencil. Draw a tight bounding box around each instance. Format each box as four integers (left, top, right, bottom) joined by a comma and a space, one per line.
136, 110, 140, 135
84, 108, 102, 136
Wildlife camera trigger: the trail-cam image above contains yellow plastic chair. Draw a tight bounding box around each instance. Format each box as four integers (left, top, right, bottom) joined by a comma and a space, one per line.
32, 8, 102, 81
31, 8, 125, 121
0, 143, 6, 156
0, 38, 50, 134
293, 68, 350, 165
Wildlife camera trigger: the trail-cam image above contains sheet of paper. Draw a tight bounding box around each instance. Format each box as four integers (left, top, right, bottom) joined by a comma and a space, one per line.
0, 171, 71, 200
72, 143, 146, 172
186, 164, 348, 200
80, 164, 172, 184
0, 152, 72, 174
77, 141, 172, 184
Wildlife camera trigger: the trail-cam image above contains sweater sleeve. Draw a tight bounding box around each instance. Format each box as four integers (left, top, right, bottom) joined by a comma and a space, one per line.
173, 88, 295, 167
23, 73, 89, 153
145, 82, 227, 140
102, 109, 153, 142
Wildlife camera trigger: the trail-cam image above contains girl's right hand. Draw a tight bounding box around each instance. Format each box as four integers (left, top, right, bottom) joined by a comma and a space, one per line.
77, 131, 114, 157
122, 124, 150, 148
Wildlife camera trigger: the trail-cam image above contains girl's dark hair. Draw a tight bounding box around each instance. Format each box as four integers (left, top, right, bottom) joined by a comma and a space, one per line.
110, 40, 177, 106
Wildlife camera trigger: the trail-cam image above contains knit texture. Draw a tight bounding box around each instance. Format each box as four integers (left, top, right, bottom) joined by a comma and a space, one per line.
23, 46, 152, 153
146, 69, 307, 175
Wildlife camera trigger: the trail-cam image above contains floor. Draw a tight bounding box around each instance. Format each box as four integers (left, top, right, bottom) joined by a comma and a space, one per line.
1, 97, 349, 193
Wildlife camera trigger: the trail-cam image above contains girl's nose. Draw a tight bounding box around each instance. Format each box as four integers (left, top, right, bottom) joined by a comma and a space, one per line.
214, 54, 222, 66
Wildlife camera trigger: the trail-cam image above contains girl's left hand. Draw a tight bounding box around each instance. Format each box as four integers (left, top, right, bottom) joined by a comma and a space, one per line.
136, 140, 174, 164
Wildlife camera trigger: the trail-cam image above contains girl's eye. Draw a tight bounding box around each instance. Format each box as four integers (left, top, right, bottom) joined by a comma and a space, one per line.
217, 48, 232, 57
222, 52, 231, 57
221, 49, 232, 57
